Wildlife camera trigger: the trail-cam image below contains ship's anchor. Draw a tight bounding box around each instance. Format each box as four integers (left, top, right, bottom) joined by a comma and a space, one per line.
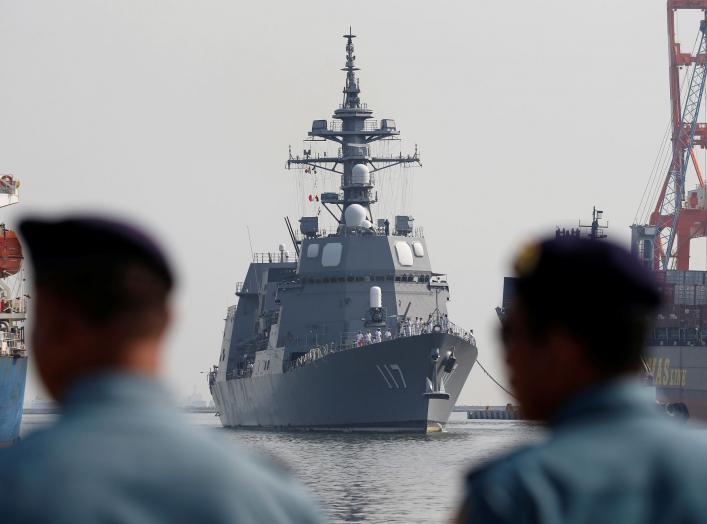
423, 347, 456, 400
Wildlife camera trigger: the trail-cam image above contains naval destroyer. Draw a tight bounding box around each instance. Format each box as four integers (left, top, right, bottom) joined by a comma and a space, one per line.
208, 31, 477, 432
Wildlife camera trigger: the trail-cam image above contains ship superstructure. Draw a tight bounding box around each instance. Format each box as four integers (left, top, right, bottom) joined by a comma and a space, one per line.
0, 175, 28, 445
209, 31, 477, 433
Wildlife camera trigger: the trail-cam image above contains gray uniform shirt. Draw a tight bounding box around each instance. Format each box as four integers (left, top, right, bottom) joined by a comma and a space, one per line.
462, 380, 707, 524
0, 373, 325, 524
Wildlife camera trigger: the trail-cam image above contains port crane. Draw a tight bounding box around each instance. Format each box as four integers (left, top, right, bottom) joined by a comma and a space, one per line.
633, 2, 707, 270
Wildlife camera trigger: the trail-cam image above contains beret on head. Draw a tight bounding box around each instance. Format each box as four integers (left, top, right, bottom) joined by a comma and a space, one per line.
19, 216, 174, 290
512, 237, 661, 318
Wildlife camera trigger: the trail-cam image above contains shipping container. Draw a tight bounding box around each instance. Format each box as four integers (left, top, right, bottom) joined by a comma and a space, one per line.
687, 286, 696, 306
653, 270, 667, 284
660, 284, 675, 305
666, 270, 684, 285
675, 284, 688, 305
674, 285, 697, 306
697, 285, 707, 305
685, 271, 705, 286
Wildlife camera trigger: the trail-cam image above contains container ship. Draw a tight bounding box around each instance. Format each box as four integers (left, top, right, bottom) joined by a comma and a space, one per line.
208, 31, 477, 433
0, 175, 28, 445
629, 3, 707, 421
500, 3, 707, 424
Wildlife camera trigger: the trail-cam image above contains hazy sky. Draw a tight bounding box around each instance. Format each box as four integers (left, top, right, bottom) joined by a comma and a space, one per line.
0, 0, 702, 405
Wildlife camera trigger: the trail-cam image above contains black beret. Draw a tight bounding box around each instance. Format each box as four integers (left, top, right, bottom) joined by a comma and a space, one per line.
19, 215, 174, 290
512, 237, 660, 315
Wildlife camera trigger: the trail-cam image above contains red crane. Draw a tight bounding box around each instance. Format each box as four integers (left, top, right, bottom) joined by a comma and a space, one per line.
640, 2, 707, 271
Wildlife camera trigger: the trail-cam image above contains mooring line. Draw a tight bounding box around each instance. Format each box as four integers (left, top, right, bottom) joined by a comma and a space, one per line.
475, 358, 518, 400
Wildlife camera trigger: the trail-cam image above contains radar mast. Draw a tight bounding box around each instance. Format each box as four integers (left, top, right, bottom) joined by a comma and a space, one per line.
287, 30, 421, 230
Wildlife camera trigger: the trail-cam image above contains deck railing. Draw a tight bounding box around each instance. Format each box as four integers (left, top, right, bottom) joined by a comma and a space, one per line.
0, 333, 25, 357
252, 252, 298, 264
286, 320, 475, 373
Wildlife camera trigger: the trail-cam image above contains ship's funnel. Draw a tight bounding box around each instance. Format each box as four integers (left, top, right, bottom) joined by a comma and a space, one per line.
370, 286, 382, 308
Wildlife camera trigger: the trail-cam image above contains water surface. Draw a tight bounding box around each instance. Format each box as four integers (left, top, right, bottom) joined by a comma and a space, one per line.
22, 412, 544, 523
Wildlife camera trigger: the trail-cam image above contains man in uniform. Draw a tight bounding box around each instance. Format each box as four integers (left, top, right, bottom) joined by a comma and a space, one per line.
356, 330, 364, 347
0, 216, 324, 524
457, 237, 707, 523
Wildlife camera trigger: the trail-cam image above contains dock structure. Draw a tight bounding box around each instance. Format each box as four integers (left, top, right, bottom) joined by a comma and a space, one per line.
467, 405, 521, 420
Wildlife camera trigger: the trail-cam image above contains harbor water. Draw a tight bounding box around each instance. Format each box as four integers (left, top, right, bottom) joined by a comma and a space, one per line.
21, 411, 543, 523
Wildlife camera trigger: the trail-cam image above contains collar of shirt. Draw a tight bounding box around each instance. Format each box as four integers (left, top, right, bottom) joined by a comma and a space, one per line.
549, 377, 657, 429
61, 372, 174, 412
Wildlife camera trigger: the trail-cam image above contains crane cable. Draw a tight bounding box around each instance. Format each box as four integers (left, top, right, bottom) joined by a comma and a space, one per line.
474, 357, 518, 400
635, 32, 702, 225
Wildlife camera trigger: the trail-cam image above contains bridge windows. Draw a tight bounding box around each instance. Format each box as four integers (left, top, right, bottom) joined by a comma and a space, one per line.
395, 242, 414, 266
322, 242, 343, 267
412, 242, 424, 257
306, 244, 320, 258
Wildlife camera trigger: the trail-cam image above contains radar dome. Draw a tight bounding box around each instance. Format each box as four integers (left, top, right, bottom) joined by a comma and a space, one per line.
351, 164, 371, 186
369, 286, 382, 308
344, 204, 368, 227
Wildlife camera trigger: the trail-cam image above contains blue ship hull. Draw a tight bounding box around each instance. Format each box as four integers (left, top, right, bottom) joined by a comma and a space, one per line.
0, 355, 27, 446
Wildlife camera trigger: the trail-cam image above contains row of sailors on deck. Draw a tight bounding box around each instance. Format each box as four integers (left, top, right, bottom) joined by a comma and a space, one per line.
354, 314, 456, 347
355, 328, 393, 346
400, 314, 450, 337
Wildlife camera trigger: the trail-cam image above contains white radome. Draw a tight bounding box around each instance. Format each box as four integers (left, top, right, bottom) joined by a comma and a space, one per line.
344, 204, 368, 227
370, 286, 382, 308
351, 163, 371, 185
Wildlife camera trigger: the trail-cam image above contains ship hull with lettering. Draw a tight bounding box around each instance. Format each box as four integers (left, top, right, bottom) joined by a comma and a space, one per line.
212, 333, 476, 432
623, 268, 707, 422
644, 346, 703, 419
209, 32, 478, 433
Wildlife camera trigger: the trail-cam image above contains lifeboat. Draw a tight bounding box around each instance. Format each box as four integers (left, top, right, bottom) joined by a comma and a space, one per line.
0, 228, 22, 277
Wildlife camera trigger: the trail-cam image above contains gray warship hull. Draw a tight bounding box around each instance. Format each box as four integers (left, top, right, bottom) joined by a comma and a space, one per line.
213, 333, 476, 432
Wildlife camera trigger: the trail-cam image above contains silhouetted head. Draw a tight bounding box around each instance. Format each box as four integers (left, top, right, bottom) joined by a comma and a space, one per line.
20, 216, 175, 401
501, 237, 660, 422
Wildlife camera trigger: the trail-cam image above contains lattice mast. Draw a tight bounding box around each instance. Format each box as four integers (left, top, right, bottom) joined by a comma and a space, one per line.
287, 30, 421, 227
645, 3, 707, 270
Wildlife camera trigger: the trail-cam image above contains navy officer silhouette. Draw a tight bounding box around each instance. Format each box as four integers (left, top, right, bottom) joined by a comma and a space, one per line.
0, 215, 324, 524
457, 237, 707, 524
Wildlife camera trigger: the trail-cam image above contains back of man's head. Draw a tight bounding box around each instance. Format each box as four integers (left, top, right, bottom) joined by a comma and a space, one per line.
504, 237, 661, 420
20, 216, 175, 400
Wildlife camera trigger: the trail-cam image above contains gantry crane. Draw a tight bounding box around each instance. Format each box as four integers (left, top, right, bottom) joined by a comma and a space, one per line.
632, 1, 707, 270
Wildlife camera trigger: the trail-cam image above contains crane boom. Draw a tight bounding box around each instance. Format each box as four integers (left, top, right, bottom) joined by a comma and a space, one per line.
653, 19, 707, 269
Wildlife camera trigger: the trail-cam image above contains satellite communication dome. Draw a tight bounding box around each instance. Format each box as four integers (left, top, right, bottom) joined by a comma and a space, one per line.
344, 204, 368, 227
351, 164, 371, 186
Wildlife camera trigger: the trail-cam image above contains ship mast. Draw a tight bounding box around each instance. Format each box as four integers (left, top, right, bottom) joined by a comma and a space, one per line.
287, 30, 421, 228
